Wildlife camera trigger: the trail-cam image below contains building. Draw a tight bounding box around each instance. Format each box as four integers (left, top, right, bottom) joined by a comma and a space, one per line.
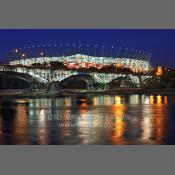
9, 54, 151, 73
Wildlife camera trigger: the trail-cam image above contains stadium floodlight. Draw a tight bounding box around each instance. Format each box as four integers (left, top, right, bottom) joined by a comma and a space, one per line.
78, 44, 82, 55
22, 53, 26, 59
131, 48, 134, 59
111, 46, 114, 58
102, 45, 105, 57
87, 44, 90, 58
117, 46, 122, 58
124, 48, 128, 58
94, 45, 98, 57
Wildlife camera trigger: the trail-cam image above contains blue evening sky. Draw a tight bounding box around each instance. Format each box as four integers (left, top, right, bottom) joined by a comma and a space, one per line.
0, 29, 174, 67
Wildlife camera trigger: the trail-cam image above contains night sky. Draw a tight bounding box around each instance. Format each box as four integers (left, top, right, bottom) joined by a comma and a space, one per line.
0, 29, 175, 67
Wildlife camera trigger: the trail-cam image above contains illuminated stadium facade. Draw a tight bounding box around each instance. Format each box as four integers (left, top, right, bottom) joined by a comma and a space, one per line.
9, 53, 151, 73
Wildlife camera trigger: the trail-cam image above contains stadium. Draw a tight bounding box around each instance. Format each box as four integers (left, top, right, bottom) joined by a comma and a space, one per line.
8, 44, 152, 74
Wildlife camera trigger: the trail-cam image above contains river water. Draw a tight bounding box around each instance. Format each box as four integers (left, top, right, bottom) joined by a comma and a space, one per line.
0, 93, 175, 144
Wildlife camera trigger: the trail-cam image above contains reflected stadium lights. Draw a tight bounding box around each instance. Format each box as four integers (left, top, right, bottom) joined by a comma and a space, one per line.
149, 95, 154, 104
157, 95, 162, 104
164, 96, 168, 104
114, 96, 122, 105
143, 96, 149, 104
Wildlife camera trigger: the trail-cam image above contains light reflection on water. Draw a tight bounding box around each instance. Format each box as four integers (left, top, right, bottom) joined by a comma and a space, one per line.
0, 94, 174, 144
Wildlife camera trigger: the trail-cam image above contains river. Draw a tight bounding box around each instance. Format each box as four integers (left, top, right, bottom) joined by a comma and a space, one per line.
0, 93, 174, 144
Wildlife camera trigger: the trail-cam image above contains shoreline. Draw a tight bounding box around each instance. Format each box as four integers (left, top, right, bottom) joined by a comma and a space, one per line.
0, 88, 175, 98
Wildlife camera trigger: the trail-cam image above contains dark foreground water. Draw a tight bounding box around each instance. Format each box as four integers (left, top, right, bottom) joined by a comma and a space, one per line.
0, 93, 175, 145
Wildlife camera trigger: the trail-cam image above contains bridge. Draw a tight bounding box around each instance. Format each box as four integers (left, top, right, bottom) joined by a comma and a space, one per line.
0, 64, 152, 92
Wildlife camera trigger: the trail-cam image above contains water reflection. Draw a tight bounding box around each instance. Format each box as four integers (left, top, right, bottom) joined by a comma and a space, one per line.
111, 102, 127, 144
14, 99, 28, 144
140, 103, 154, 144
0, 94, 174, 144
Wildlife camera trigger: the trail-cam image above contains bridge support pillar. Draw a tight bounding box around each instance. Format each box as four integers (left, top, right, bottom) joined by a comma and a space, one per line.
87, 83, 94, 91
139, 75, 144, 88
30, 83, 38, 90
48, 82, 60, 92
102, 83, 110, 90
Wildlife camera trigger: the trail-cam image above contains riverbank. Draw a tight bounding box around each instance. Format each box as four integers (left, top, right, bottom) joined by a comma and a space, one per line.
0, 89, 46, 98
75, 88, 175, 95
0, 88, 175, 99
